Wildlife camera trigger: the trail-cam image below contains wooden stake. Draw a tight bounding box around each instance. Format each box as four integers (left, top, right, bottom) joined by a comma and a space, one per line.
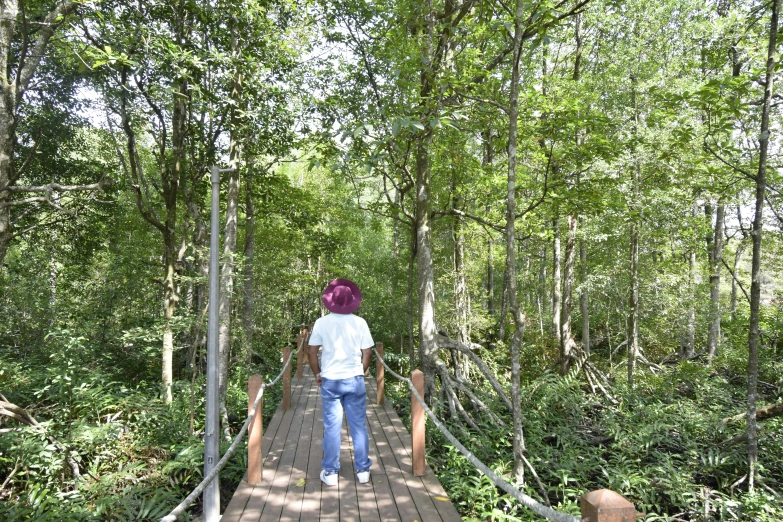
295, 332, 304, 380
247, 374, 263, 485
283, 345, 291, 410
411, 369, 425, 476
376, 342, 385, 405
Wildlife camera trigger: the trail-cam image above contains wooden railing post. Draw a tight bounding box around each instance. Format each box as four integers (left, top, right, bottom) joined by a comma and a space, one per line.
580, 489, 638, 522
376, 342, 384, 405
411, 369, 425, 476
295, 330, 305, 380
247, 374, 263, 485
283, 345, 291, 409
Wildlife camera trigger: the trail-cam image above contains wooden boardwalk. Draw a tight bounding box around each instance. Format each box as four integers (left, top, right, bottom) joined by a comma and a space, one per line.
222, 366, 462, 522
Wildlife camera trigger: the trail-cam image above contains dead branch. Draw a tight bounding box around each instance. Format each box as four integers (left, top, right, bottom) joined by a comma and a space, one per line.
718, 433, 748, 447
0, 398, 85, 480
451, 378, 508, 428
436, 334, 513, 411
3, 179, 111, 194
0, 460, 20, 490
722, 401, 783, 424
434, 359, 482, 432
521, 453, 551, 507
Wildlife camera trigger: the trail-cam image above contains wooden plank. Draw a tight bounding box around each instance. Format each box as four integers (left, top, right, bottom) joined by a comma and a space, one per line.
225, 370, 460, 522
259, 374, 313, 522
362, 384, 400, 522
366, 398, 420, 522
222, 481, 255, 522
303, 371, 324, 516
381, 394, 461, 521
374, 395, 444, 521
318, 400, 339, 521
352, 383, 382, 522
225, 374, 305, 522
338, 417, 360, 521
279, 375, 318, 521
237, 483, 270, 522
364, 383, 386, 475
236, 380, 305, 522
418, 471, 464, 522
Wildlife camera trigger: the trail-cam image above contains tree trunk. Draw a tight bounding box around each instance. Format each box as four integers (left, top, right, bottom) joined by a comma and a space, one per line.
627, 76, 640, 387
393, 189, 400, 260
0, 87, 14, 267
160, 71, 187, 404
408, 225, 416, 371
560, 215, 577, 373
538, 246, 547, 336
218, 18, 243, 420
730, 240, 744, 322
452, 195, 469, 348
707, 202, 724, 359
162, 233, 178, 403
747, 0, 779, 494
551, 218, 562, 343
580, 238, 589, 354
415, 135, 438, 402
242, 171, 256, 362
484, 132, 496, 347
487, 231, 495, 314
627, 221, 639, 385
191, 199, 208, 366
0, 0, 78, 268
573, 15, 587, 355
682, 201, 698, 360
506, 0, 527, 483
453, 209, 467, 380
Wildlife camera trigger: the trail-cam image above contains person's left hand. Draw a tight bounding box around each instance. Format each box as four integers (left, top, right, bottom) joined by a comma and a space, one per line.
315, 375, 322, 387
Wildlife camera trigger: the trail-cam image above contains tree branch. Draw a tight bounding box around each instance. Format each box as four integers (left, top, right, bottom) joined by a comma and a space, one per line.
722, 257, 750, 304
702, 138, 756, 181
17, 0, 79, 98
3, 179, 111, 194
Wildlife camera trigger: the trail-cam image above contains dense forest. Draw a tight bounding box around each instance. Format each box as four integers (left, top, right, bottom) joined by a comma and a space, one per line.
1, 0, 782, 520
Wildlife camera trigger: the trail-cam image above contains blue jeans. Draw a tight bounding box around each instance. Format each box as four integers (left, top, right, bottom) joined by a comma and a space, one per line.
320, 376, 372, 473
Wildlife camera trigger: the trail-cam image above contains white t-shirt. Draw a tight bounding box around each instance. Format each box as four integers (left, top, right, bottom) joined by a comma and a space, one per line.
310, 313, 374, 379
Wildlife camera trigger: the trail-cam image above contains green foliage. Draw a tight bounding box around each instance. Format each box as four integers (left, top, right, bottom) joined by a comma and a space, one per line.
1, 0, 783, 520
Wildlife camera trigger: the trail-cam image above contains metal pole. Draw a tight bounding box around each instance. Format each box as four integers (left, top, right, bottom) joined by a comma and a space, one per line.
204, 166, 221, 522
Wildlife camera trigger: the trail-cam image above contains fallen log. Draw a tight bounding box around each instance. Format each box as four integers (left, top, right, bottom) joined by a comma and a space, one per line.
722, 402, 783, 424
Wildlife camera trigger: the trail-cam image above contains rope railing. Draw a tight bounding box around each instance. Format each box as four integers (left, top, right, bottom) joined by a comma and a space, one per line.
372, 346, 582, 522
160, 345, 297, 522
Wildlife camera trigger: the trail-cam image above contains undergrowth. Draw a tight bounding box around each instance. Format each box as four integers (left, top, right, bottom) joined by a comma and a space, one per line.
0, 331, 288, 521
390, 343, 783, 521
2, 325, 781, 521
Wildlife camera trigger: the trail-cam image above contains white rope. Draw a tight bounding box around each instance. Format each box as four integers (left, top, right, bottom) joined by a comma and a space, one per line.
160, 347, 296, 522
372, 347, 580, 522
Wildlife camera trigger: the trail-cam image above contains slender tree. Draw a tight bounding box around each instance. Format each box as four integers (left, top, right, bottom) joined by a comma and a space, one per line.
747, 0, 779, 494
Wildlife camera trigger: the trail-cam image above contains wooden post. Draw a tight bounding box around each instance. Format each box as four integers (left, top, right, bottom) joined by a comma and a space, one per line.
295, 331, 305, 380
283, 345, 291, 409
580, 489, 638, 522
376, 342, 385, 405
411, 369, 425, 476
247, 374, 263, 485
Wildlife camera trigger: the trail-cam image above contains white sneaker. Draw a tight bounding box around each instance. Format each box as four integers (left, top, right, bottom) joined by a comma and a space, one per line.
320, 469, 338, 486
357, 470, 370, 484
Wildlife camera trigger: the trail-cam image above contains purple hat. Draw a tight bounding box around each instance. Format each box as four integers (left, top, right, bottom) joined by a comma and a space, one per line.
322, 278, 362, 314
